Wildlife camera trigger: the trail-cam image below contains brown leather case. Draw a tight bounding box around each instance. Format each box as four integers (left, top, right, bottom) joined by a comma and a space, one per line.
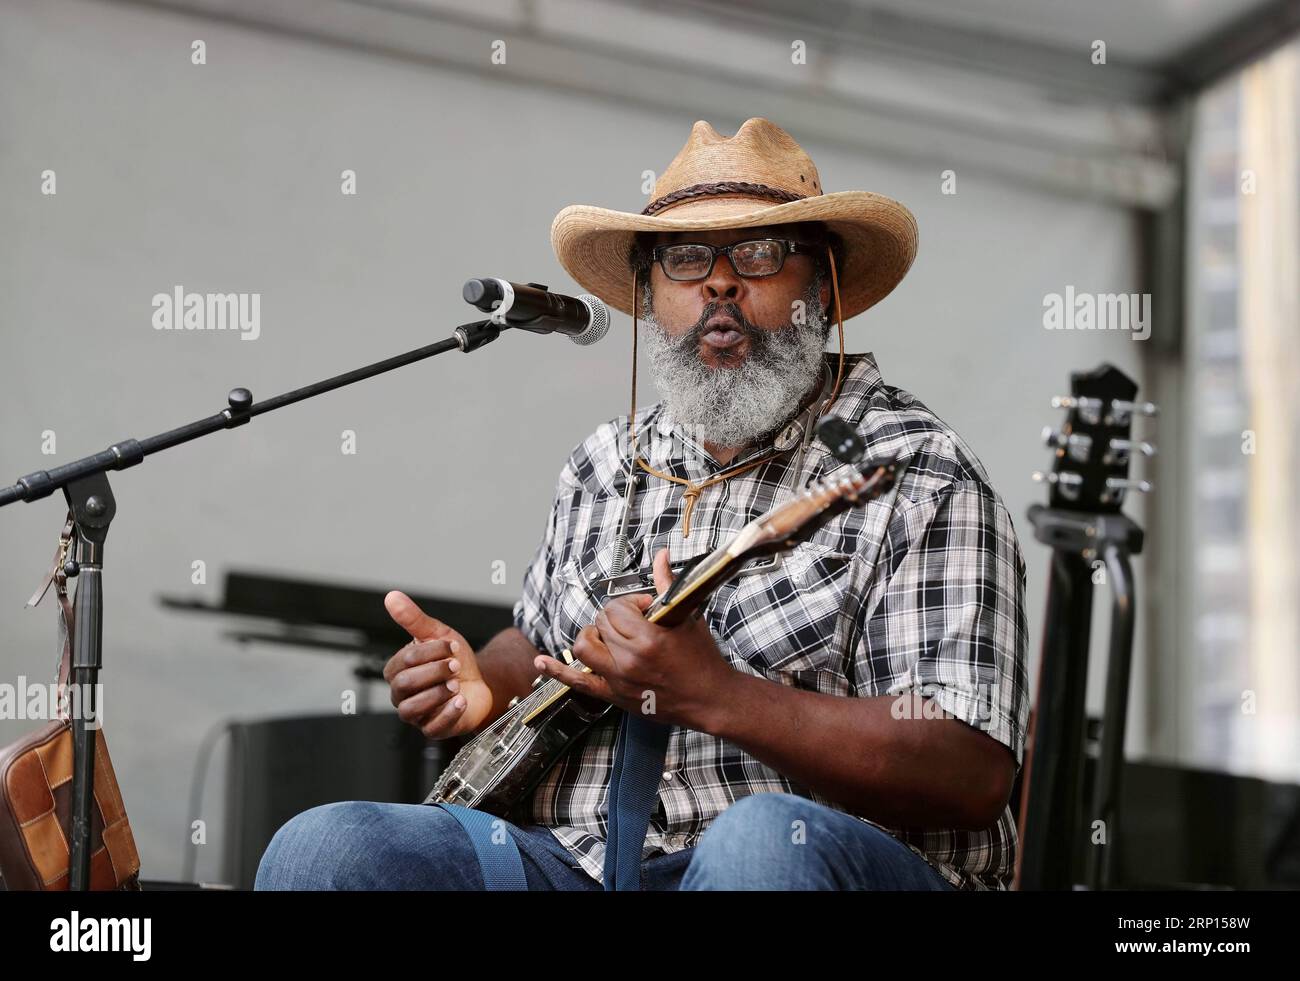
0, 719, 141, 890
0, 510, 142, 890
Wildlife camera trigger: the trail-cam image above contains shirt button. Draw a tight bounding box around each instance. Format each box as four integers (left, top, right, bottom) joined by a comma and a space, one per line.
662, 771, 674, 781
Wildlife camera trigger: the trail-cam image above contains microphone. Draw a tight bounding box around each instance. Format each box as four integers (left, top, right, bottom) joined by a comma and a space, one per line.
462, 279, 610, 346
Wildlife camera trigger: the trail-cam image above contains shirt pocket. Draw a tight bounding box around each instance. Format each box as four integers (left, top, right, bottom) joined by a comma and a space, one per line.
550, 546, 613, 655
719, 541, 856, 679
550, 543, 738, 656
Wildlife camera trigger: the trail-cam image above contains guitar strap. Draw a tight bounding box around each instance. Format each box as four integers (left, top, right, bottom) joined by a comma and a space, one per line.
433, 711, 671, 892
603, 710, 672, 890
434, 803, 528, 890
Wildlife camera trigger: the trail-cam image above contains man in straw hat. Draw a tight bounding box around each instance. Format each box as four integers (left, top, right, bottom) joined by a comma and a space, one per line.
257, 118, 1029, 892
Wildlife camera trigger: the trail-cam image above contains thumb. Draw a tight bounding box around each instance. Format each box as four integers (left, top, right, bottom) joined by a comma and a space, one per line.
384, 590, 448, 642
651, 547, 675, 599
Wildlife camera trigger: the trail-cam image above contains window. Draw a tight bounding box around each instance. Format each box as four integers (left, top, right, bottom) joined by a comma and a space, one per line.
1185, 37, 1300, 782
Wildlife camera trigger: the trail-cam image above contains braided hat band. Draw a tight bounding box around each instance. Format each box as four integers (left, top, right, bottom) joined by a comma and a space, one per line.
641, 180, 806, 217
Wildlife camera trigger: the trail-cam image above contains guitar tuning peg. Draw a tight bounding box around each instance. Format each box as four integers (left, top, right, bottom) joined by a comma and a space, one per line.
1032, 470, 1083, 501
1107, 399, 1159, 425
1112, 399, 1158, 416
1103, 438, 1157, 466
1102, 477, 1152, 504
1042, 427, 1092, 462
816, 416, 865, 465
1051, 395, 1103, 425
1032, 470, 1082, 485
612, 469, 644, 494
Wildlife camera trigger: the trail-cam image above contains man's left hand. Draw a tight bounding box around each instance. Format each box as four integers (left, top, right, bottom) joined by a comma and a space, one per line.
533, 547, 738, 731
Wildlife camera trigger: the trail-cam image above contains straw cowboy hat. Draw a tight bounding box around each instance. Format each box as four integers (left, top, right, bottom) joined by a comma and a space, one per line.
550, 117, 918, 322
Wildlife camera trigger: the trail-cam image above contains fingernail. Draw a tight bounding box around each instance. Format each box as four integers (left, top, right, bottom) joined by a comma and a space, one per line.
449, 641, 459, 653
448, 659, 460, 672
446, 679, 460, 692
453, 696, 465, 709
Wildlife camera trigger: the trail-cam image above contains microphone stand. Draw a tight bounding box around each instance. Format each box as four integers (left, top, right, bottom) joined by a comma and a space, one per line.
0, 317, 506, 889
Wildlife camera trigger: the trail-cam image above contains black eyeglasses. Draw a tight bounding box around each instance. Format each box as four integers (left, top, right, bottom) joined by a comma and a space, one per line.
650, 238, 818, 281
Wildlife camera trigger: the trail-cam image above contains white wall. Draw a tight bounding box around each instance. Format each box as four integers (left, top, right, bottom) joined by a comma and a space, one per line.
0, 0, 1148, 881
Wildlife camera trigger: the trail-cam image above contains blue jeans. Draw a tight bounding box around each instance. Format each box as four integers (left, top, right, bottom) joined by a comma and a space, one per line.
253, 792, 955, 891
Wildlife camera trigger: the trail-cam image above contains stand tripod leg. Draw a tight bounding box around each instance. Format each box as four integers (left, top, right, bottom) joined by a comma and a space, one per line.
1086, 543, 1136, 890
1017, 550, 1094, 889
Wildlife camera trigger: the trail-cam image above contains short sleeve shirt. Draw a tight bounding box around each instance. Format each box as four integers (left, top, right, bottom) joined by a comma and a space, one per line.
512, 351, 1030, 890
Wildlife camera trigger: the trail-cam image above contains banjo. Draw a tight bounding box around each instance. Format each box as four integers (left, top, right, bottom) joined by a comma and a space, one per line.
422, 418, 904, 819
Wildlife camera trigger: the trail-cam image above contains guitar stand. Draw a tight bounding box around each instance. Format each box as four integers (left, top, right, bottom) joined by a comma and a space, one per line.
1017, 505, 1143, 890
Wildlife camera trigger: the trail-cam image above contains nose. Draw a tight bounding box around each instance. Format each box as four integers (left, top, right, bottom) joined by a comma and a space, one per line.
699, 252, 747, 306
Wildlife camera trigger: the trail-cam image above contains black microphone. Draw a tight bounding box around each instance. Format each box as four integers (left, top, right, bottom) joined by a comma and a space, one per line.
462, 278, 610, 346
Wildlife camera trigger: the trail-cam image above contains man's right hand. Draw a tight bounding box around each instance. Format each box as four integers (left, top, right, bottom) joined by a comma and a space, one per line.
383, 591, 494, 739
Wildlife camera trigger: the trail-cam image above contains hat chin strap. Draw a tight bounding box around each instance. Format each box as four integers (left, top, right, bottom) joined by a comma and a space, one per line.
823, 242, 848, 409
623, 245, 848, 540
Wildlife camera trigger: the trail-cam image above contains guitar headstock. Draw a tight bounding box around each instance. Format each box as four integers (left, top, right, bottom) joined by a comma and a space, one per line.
1032, 363, 1157, 512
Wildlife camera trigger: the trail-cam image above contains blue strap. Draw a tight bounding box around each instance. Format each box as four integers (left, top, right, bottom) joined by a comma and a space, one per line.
603, 710, 672, 890
435, 803, 528, 891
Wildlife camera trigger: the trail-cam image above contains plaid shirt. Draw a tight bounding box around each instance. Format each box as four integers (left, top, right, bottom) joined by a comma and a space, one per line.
512, 351, 1030, 890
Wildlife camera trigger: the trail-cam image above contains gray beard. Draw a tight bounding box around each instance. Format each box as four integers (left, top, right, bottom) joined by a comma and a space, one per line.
638, 273, 831, 450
